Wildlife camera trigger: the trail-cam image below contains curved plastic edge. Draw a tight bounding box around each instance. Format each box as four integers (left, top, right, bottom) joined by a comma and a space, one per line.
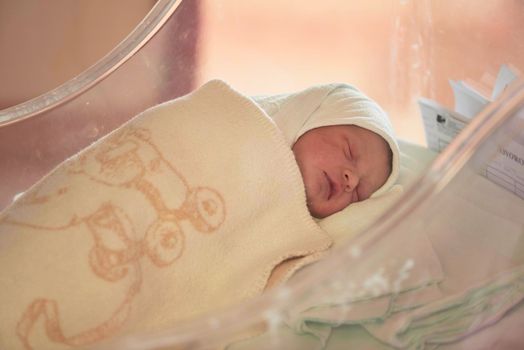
0, 0, 183, 127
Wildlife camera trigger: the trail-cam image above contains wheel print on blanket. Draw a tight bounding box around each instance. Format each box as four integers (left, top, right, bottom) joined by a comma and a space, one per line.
144, 218, 184, 267
180, 187, 226, 233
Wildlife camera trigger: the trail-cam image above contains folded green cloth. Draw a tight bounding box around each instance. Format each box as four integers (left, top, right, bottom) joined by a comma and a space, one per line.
365, 265, 524, 349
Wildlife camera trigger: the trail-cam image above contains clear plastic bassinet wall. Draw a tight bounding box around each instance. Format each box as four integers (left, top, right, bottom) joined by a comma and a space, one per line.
1, 1, 524, 349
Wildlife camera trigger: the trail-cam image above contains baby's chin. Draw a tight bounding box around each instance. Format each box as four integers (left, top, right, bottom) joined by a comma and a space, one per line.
307, 195, 352, 218
307, 201, 334, 219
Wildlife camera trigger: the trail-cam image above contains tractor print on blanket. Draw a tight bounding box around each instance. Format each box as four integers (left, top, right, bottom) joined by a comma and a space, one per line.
4, 126, 226, 349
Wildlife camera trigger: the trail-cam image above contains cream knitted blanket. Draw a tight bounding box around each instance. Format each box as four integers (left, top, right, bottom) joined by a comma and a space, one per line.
0, 80, 332, 350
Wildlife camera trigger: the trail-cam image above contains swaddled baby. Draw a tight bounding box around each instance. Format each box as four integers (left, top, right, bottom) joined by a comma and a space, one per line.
253, 83, 399, 218
0, 80, 398, 350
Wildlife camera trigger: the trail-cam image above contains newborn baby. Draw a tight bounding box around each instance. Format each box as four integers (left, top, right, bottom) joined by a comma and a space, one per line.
293, 124, 392, 218
253, 83, 399, 218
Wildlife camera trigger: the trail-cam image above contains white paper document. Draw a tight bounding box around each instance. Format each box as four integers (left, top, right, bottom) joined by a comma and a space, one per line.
492, 64, 520, 100
418, 97, 468, 152
418, 64, 523, 199
450, 80, 490, 119
483, 110, 524, 199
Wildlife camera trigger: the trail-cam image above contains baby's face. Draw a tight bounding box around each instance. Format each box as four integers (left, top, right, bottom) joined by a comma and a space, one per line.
292, 125, 391, 218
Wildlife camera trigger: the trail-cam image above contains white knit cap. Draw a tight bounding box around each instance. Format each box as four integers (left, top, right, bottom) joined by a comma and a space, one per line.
253, 83, 400, 197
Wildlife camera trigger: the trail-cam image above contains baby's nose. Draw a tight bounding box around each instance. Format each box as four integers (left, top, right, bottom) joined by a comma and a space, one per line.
343, 169, 359, 192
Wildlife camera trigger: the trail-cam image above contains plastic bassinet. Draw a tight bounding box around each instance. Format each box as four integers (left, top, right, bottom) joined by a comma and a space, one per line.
1, 1, 523, 349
